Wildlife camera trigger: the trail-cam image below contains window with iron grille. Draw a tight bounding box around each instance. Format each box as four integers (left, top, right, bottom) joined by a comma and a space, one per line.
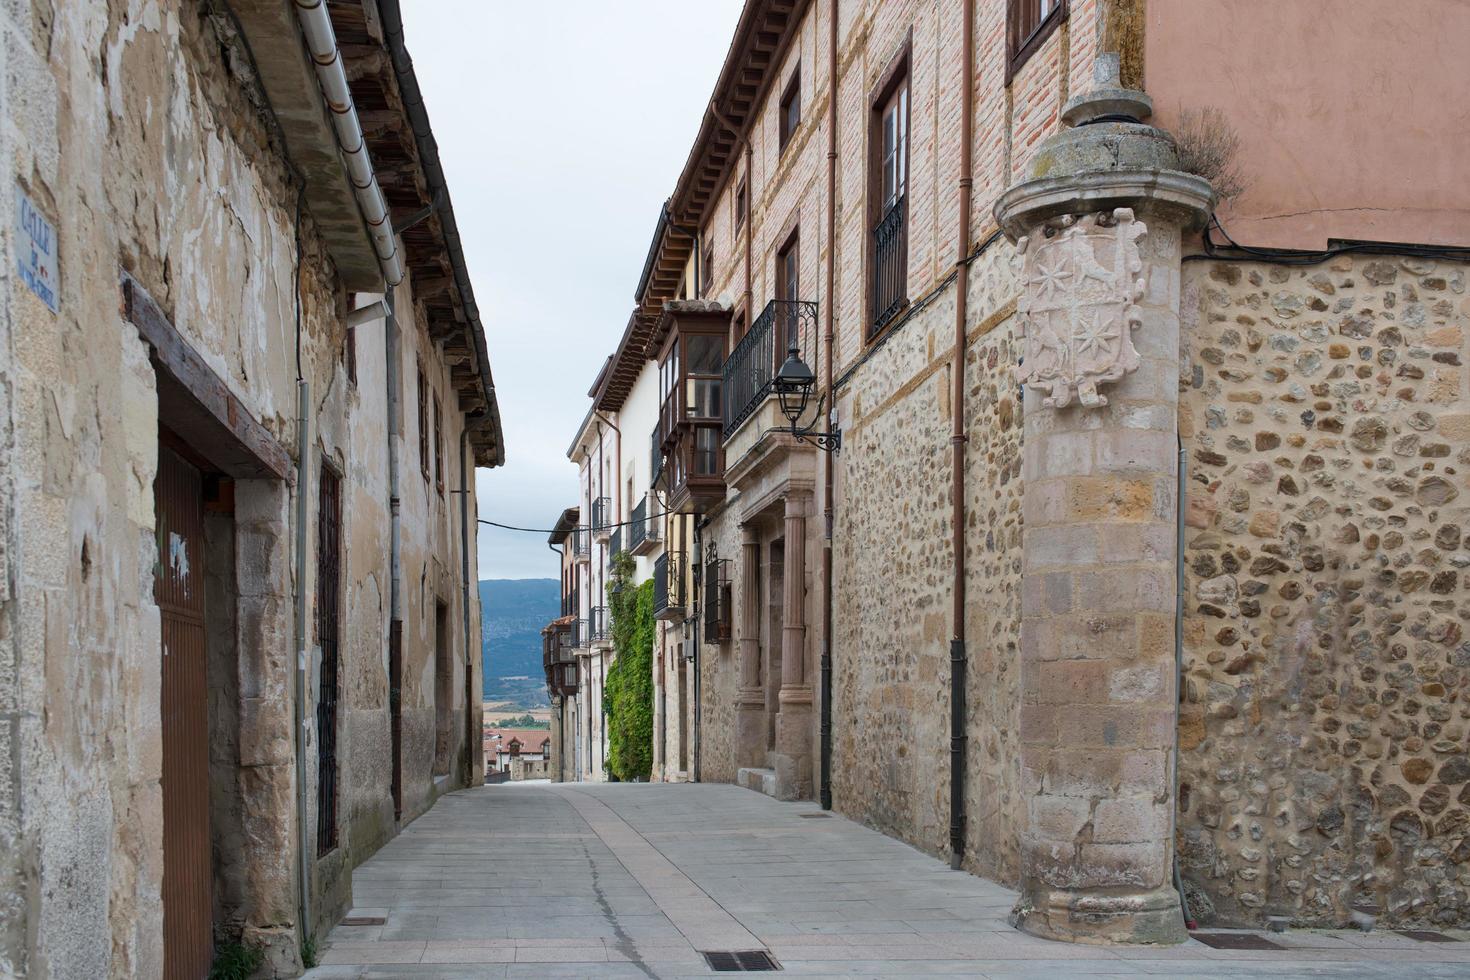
315, 464, 342, 855
433, 396, 444, 494
416, 362, 429, 478
1007, 0, 1067, 81
870, 40, 910, 339
704, 555, 731, 642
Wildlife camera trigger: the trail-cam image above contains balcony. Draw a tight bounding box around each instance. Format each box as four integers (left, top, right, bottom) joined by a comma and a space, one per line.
572, 617, 590, 650
591, 496, 611, 542
610, 526, 621, 557
590, 605, 610, 646
573, 526, 590, 562
653, 552, 686, 622
871, 194, 908, 337
650, 425, 664, 489
629, 494, 660, 556
723, 299, 818, 438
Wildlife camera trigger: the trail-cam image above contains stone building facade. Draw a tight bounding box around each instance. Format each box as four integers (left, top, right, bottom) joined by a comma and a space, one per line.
568, 0, 1468, 941
0, 1, 502, 976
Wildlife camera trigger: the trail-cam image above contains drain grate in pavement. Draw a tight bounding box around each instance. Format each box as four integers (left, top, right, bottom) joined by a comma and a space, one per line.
798, 813, 831, 819
1191, 932, 1285, 950
1398, 930, 1459, 942
704, 950, 780, 971
340, 916, 386, 926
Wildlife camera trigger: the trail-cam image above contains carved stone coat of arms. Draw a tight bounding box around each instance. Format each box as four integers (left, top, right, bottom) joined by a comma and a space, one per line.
1016, 208, 1147, 409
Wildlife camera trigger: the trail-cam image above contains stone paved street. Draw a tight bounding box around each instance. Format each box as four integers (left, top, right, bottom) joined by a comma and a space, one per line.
307, 783, 1470, 979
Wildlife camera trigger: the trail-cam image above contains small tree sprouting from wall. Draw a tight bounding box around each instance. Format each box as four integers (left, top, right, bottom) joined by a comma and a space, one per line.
604, 551, 653, 781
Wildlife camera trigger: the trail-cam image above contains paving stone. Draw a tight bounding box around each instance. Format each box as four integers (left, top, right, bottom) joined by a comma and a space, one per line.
305, 783, 1456, 979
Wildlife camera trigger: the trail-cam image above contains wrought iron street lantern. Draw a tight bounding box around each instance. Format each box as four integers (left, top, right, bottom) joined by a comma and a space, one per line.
772, 342, 841, 452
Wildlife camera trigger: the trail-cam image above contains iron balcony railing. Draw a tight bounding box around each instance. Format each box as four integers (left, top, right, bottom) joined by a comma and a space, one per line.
591, 496, 611, 536
590, 605, 609, 643
653, 552, 685, 616
610, 526, 621, 556
629, 497, 647, 551
722, 299, 818, 437
650, 425, 664, 487
871, 195, 908, 336
572, 617, 590, 650
573, 526, 590, 558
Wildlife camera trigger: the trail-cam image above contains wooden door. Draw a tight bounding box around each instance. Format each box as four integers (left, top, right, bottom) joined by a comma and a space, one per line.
156, 443, 213, 979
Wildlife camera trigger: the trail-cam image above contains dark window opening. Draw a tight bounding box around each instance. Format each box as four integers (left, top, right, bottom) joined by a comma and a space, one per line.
775, 230, 801, 358
735, 179, 747, 231
778, 66, 801, 153
315, 465, 342, 855
701, 239, 714, 297
416, 363, 429, 479
345, 326, 357, 386
1007, 0, 1067, 81
433, 396, 444, 495
433, 600, 452, 776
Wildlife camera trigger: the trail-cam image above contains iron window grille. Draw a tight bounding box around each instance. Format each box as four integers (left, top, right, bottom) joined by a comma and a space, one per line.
654, 552, 685, 616
703, 551, 732, 642
722, 299, 819, 437
872, 195, 908, 335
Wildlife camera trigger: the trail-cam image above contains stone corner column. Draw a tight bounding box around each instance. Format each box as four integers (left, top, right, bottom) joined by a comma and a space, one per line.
996, 59, 1213, 946
773, 492, 813, 799
735, 522, 766, 770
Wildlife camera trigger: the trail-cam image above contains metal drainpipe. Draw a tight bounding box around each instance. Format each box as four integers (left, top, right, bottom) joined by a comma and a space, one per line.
1173, 442, 1196, 927
293, 379, 313, 944
460, 424, 476, 787
819, 0, 838, 813
385, 291, 404, 822
948, 0, 976, 872
692, 518, 703, 783
290, 0, 403, 286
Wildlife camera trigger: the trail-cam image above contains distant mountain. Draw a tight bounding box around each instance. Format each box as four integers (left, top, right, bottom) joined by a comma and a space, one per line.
479, 579, 560, 704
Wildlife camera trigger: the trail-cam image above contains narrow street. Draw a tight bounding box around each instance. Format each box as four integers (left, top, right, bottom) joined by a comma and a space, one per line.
308, 784, 1470, 979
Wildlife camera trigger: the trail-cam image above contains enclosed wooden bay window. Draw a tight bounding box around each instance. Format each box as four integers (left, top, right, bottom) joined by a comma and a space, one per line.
655, 304, 730, 512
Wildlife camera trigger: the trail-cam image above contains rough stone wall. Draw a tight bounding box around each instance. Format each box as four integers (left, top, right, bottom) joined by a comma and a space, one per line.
0, 0, 484, 972
697, 514, 743, 786
832, 243, 1025, 881
1178, 254, 1470, 928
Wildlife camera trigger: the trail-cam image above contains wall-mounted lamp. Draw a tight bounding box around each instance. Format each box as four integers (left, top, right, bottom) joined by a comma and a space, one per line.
772, 342, 841, 452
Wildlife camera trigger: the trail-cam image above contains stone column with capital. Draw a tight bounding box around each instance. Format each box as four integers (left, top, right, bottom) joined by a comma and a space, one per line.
772, 492, 812, 800
735, 523, 765, 768
996, 56, 1213, 945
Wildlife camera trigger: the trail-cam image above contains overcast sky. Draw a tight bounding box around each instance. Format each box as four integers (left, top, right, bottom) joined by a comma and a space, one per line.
403, 1, 745, 581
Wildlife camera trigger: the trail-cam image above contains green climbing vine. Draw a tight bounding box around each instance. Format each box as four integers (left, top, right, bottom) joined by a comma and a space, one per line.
604, 551, 654, 781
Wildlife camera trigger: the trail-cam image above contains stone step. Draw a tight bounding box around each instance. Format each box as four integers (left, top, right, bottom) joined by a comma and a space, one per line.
736, 766, 777, 797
